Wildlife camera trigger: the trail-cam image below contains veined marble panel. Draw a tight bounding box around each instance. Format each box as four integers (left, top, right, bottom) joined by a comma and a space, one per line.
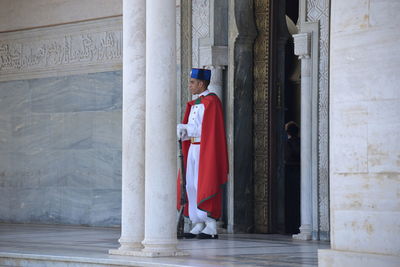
90, 189, 121, 226
0, 17, 122, 82
30, 71, 122, 113
59, 188, 93, 225
91, 149, 122, 190
93, 111, 122, 150
49, 112, 94, 150
7, 187, 62, 223
0, 70, 122, 226
0, 80, 30, 114
0, 152, 42, 188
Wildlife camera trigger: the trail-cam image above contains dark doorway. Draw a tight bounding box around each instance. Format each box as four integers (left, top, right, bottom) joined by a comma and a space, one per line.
270, 0, 300, 234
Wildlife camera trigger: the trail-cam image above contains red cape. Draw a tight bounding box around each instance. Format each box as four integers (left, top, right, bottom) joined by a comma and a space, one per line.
177, 93, 229, 219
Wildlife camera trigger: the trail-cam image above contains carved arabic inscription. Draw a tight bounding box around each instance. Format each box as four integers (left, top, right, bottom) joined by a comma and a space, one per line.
0, 32, 121, 72
0, 17, 122, 81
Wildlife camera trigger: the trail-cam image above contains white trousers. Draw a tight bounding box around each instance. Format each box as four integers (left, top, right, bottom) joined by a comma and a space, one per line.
186, 144, 213, 224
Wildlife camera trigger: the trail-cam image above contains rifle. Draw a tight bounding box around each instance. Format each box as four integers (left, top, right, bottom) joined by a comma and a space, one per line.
177, 139, 187, 238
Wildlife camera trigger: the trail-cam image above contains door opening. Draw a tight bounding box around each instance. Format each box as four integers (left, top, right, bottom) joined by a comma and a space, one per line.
271, 0, 301, 235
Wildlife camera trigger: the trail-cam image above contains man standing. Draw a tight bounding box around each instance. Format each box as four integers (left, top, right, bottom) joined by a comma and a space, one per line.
177, 68, 228, 239
284, 121, 300, 234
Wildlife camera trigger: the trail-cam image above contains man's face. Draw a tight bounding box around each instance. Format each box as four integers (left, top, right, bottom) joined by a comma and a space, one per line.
189, 78, 206, 95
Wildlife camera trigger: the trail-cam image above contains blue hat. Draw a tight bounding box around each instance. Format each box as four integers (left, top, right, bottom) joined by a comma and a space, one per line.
191, 68, 211, 81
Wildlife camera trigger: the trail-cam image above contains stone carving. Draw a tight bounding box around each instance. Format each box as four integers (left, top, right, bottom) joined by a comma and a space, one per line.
192, 0, 210, 67
253, 0, 271, 233
0, 33, 121, 70
180, 0, 192, 117
293, 33, 311, 59
306, 0, 330, 239
0, 17, 122, 82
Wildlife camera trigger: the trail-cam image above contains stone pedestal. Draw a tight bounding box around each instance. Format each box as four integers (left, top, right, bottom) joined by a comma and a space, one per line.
292, 32, 312, 241
109, 0, 145, 255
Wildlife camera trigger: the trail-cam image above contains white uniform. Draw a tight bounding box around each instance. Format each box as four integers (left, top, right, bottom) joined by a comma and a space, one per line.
179, 90, 217, 235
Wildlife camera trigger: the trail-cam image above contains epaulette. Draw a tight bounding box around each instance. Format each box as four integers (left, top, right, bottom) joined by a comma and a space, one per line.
194, 93, 217, 104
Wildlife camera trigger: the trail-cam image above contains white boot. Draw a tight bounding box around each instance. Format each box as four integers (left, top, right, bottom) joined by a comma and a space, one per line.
190, 222, 205, 235
201, 219, 217, 235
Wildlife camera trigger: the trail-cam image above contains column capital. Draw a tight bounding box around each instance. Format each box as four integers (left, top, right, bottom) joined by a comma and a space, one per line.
204, 65, 226, 71
293, 32, 311, 59
199, 45, 228, 67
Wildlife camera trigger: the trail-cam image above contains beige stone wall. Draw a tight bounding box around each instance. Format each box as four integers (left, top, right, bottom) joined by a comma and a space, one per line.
0, 0, 122, 32
319, 0, 400, 266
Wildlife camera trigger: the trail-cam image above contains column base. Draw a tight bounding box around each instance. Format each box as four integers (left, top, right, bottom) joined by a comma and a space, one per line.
139, 238, 188, 257
109, 237, 143, 255
292, 224, 312, 240
292, 232, 312, 240
109, 247, 142, 256
319, 249, 400, 267
109, 249, 188, 257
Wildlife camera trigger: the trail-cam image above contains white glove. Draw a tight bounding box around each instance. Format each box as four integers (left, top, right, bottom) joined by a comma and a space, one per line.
177, 124, 188, 140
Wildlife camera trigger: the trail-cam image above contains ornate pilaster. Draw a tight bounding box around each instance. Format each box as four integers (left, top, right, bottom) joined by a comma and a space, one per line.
292, 32, 312, 241
179, 0, 192, 118
299, 0, 331, 241
307, 0, 330, 241
253, 0, 272, 233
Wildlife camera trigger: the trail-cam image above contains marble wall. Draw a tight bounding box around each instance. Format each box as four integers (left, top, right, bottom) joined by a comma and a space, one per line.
319, 0, 400, 266
0, 71, 122, 226
0, 0, 122, 32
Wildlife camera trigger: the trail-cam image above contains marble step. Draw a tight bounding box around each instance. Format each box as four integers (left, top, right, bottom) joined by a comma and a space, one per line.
0, 252, 184, 267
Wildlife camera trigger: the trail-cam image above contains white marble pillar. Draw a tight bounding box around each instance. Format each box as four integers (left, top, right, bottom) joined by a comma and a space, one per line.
109, 0, 146, 255
141, 0, 183, 257
292, 32, 312, 241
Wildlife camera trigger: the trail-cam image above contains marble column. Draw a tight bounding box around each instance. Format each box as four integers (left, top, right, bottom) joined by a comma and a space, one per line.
109, 0, 146, 255
292, 32, 312, 241
141, 0, 183, 257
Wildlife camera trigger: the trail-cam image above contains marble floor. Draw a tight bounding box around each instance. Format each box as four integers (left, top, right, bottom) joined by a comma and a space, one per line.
0, 224, 330, 267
